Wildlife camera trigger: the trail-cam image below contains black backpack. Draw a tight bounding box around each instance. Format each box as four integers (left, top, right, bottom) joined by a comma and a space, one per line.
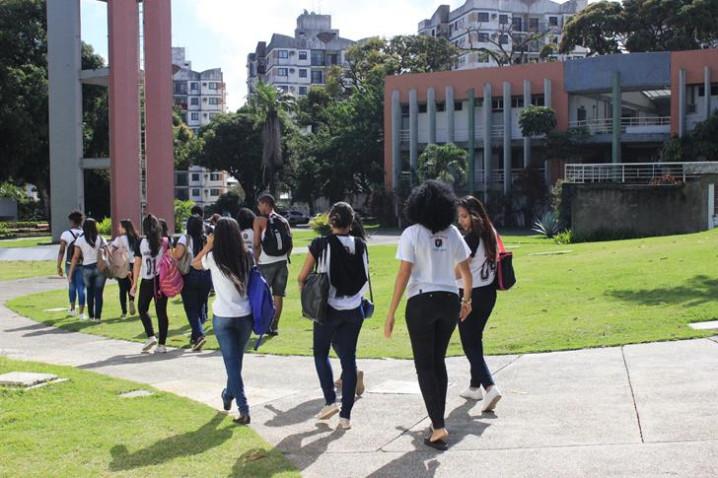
66, 230, 80, 264
261, 213, 292, 257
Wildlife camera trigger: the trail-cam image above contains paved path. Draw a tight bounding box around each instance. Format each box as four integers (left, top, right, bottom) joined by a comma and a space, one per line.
1, 277, 717, 477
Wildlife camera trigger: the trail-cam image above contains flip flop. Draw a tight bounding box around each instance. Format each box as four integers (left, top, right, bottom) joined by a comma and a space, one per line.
423, 437, 449, 451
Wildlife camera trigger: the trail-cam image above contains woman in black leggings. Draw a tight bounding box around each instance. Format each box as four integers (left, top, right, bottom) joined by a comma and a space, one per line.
456, 196, 502, 412
385, 181, 473, 451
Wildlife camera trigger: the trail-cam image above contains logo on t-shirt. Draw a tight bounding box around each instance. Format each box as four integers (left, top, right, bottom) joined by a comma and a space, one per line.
433, 236, 447, 251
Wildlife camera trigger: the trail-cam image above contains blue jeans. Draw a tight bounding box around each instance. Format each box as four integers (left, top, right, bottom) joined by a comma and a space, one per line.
313, 306, 364, 419
181, 269, 212, 342
213, 314, 253, 415
65, 264, 86, 307
82, 264, 107, 319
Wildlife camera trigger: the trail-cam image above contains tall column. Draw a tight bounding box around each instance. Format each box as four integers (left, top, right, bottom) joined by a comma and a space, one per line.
47, 0, 84, 241
678, 68, 687, 138
391, 90, 401, 193
483, 83, 493, 200
467, 89, 476, 192
446, 86, 455, 143
503, 82, 512, 194
705, 66, 712, 121
544, 78, 552, 109
409, 89, 418, 181
523, 79, 531, 168
143, 0, 174, 232
427, 87, 436, 144
108, 0, 142, 234
612, 71, 621, 163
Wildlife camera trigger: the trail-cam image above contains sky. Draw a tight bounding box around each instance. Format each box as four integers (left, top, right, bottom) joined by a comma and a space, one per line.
80, 0, 591, 112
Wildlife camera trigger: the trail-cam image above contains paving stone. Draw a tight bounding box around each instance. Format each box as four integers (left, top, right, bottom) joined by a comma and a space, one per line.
689, 320, 718, 330
119, 389, 154, 398
0, 371, 58, 388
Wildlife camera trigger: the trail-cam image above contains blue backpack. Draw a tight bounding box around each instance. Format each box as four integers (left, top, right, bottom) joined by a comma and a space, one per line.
247, 266, 275, 350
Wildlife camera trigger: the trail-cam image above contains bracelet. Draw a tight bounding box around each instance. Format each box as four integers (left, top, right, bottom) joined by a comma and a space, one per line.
461, 298, 472, 305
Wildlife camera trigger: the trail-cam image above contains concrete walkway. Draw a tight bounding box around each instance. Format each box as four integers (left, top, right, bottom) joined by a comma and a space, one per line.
1, 277, 717, 477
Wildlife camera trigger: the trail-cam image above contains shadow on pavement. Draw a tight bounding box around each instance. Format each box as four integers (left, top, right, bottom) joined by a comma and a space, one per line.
263, 398, 326, 428
78, 349, 187, 369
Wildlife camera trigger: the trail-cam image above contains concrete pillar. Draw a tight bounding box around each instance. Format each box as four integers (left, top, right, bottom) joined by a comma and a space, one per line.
47, 0, 84, 241
391, 90, 401, 193
409, 89, 418, 181
143, 0, 175, 233
467, 89, 476, 192
543, 78, 552, 109
612, 71, 622, 164
108, 0, 142, 234
705, 66, 712, 121
446, 86, 455, 143
678, 68, 687, 138
503, 82, 512, 194
523, 79, 531, 168
482, 83, 493, 200
427, 87, 436, 144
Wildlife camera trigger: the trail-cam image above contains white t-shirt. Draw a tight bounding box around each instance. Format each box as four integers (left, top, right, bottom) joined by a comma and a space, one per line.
74, 234, 106, 266
60, 228, 82, 264
312, 235, 369, 310
457, 234, 497, 289
396, 224, 471, 298
134, 238, 164, 281
201, 252, 251, 317
241, 229, 254, 256
111, 235, 134, 267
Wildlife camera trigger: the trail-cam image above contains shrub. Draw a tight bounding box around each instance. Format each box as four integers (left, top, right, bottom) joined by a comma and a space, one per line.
97, 217, 112, 236
174, 199, 195, 233
0, 222, 12, 239
531, 211, 560, 238
519, 106, 557, 137
554, 229, 573, 245
309, 213, 331, 236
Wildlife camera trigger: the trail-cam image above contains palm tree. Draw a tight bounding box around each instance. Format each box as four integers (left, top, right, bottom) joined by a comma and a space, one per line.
248, 82, 295, 195
417, 143, 468, 187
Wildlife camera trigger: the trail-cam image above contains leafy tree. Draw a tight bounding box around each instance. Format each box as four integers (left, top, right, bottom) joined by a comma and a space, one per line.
417, 144, 467, 186
662, 111, 718, 161
206, 190, 243, 218
172, 108, 197, 170
559, 1, 624, 56
519, 106, 557, 137
388, 35, 459, 73
174, 199, 195, 233
462, 23, 551, 67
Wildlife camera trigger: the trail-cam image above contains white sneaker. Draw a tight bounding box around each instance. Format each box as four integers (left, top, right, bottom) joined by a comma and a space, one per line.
156, 345, 167, 354
79, 313, 87, 321
67, 307, 76, 317
460, 386, 483, 401
142, 336, 158, 353
481, 386, 502, 412
120, 314, 126, 320
338, 418, 351, 430
316, 403, 340, 420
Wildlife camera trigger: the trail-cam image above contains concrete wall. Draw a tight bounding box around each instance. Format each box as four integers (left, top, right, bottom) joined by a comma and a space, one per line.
571, 176, 717, 238
0, 199, 18, 221
564, 52, 671, 93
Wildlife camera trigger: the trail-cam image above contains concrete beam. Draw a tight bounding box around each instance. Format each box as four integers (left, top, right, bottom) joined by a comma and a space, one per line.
503, 82, 512, 194
427, 87, 436, 144
523, 79, 531, 168
446, 86, 455, 143
612, 71, 621, 164
79, 68, 110, 87
409, 89, 418, 182
544, 78, 552, 109
82, 158, 111, 170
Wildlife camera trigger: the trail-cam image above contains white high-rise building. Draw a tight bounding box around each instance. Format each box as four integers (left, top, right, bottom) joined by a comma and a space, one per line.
247, 11, 355, 98
418, 0, 588, 70
172, 47, 226, 134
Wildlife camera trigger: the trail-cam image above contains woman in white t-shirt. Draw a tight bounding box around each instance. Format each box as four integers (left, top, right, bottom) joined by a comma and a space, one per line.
67, 218, 107, 322
130, 214, 168, 354
192, 217, 253, 425
385, 180, 473, 451
111, 219, 139, 319
298, 202, 369, 430
237, 208, 256, 258
455, 195, 502, 413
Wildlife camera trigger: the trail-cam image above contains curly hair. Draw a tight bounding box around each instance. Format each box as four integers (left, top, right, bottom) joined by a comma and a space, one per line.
405, 180, 457, 233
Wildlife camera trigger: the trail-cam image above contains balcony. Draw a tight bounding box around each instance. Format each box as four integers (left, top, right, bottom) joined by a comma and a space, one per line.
564, 162, 718, 184
569, 116, 671, 135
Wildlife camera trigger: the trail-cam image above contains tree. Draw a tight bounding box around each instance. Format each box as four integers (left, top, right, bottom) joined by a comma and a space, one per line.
388, 35, 459, 73
662, 111, 718, 161
462, 23, 551, 67
172, 108, 196, 170
206, 190, 243, 218
174, 199, 195, 233
559, 1, 625, 56
417, 144, 468, 187
519, 106, 557, 137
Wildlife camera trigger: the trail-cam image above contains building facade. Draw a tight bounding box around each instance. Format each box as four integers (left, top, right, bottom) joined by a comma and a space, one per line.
418, 0, 588, 70
172, 47, 226, 134
246, 11, 354, 97
383, 48, 718, 193
175, 166, 238, 208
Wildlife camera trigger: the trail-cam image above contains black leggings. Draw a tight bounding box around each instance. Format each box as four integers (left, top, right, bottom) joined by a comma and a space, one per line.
137, 278, 168, 345
459, 285, 497, 389
405, 291, 459, 430
117, 275, 133, 315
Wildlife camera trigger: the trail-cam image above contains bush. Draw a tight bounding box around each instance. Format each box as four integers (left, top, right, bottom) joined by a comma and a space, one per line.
174, 199, 195, 233
97, 217, 112, 236
553, 229, 573, 245
531, 211, 560, 238
309, 213, 331, 236
0, 222, 12, 239
519, 106, 557, 137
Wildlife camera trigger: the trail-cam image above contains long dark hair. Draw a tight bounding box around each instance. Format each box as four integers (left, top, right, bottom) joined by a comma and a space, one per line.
212, 217, 251, 294
329, 202, 366, 240
186, 215, 205, 256
82, 218, 99, 248
406, 180, 457, 233
458, 195, 497, 262
158, 218, 170, 239
121, 219, 139, 251
142, 214, 162, 257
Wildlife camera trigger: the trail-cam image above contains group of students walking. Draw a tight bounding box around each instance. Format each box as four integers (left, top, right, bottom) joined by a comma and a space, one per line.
56, 182, 503, 449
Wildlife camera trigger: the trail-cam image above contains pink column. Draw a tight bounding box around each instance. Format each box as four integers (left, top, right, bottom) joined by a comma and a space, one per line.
143, 0, 175, 233
108, 1, 142, 234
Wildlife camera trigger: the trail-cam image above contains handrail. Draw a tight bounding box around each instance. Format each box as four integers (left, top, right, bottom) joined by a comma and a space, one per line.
564, 161, 718, 184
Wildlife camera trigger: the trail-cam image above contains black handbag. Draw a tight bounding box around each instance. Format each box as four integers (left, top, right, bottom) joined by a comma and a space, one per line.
494, 233, 516, 291
301, 245, 330, 323
361, 246, 374, 318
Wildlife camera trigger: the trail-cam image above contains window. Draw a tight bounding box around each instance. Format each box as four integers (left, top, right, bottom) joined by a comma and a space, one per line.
278, 68, 288, 77
477, 12, 489, 22
191, 188, 200, 196
492, 97, 504, 111
419, 104, 427, 113
436, 102, 445, 112
499, 34, 509, 45
298, 50, 308, 60
454, 101, 463, 111
311, 70, 323, 84
190, 97, 199, 106
528, 18, 539, 32
549, 16, 558, 27
202, 82, 207, 87
279, 85, 289, 92
191, 173, 200, 181
203, 113, 208, 118
698, 84, 718, 96
278, 50, 289, 59
299, 86, 308, 95
511, 96, 524, 108
311, 50, 325, 66
210, 173, 220, 181
190, 82, 199, 91
210, 189, 221, 197
499, 14, 508, 25
531, 94, 545, 106
577, 106, 587, 122
512, 17, 522, 31
299, 68, 307, 78
208, 97, 220, 105
190, 112, 199, 121
478, 32, 489, 42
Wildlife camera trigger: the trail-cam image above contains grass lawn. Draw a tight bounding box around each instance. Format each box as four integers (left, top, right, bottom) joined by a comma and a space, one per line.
0, 356, 298, 477
0, 261, 56, 281
0, 236, 53, 248
7, 230, 718, 358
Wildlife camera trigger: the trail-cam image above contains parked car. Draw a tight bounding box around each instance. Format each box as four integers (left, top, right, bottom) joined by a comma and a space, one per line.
282, 210, 310, 226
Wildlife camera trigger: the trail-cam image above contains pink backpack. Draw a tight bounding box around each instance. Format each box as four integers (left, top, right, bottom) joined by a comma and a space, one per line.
157, 238, 184, 298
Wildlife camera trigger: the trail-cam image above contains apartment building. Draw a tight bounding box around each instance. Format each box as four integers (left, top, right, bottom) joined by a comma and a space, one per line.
246, 11, 354, 97
418, 0, 588, 70
175, 166, 239, 208
384, 48, 718, 193
172, 47, 226, 134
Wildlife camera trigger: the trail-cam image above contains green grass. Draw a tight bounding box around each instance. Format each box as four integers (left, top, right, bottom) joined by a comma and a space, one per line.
0, 356, 298, 477
0, 261, 56, 281
0, 236, 53, 248
7, 230, 718, 358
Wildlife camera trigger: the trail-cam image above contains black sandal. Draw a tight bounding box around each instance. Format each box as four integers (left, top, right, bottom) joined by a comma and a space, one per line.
423, 436, 448, 451
234, 415, 251, 425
